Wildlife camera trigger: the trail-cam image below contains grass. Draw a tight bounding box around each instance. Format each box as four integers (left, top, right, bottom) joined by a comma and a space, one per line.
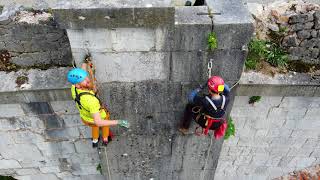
245, 39, 288, 70
249, 96, 262, 104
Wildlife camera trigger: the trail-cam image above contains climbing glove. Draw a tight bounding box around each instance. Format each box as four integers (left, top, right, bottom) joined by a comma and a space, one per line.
118, 120, 129, 128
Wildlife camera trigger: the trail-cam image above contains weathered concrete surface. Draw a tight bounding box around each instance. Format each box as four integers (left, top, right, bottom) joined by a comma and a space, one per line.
52, 7, 175, 29
0, 102, 104, 180
237, 72, 320, 97
0, 12, 72, 68
0, 0, 254, 179
215, 96, 320, 180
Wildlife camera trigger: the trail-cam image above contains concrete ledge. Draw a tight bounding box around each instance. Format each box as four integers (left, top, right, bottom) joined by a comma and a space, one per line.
52, 7, 175, 29
1, 69, 319, 104
0, 67, 70, 103
237, 72, 320, 97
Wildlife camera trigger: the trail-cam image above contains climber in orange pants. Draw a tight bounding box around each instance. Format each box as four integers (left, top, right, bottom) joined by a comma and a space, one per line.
67, 62, 129, 148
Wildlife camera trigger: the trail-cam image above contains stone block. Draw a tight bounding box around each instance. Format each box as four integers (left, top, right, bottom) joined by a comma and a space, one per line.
59, 114, 82, 127
305, 22, 314, 29
22, 89, 72, 103
1, 144, 44, 163
314, 11, 320, 29
11, 130, 45, 144
297, 118, 320, 130
289, 14, 312, 24
45, 127, 80, 141
37, 141, 76, 156
267, 107, 307, 120
15, 174, 59, 180
111, 28, 155, 52
300, 39, 318, 48
53, 7, 175, 29
305, 107, 320, 118
67, 29, 112, 52
0, 104, 25, 117
72, 164, 101, 176
233, 155, 253, 165
311, 30, 318, 38
282, 35, 299, 47
274, 137, 306, 149
310, 148, 320, 157
171, 51, 207, 82
39, 166, 61, 173
287, 147, 314, 157
70, 153, 100, 165
279, 97, 313, 108
291, 23, 304, 31
269, 147, 290, 156
267, 128, 293, 138
0, 159, 22, 169
74, 139, 97, 154
288, 47, 304, 57
291, 130, 319, 138
206, 50, 247, 82
50, 101, 78, 115
89, 52, 170, 83
16, 168, 41, 176
287, 157, 316, 168
297, 30, 311, 39
302, 138, 320, 148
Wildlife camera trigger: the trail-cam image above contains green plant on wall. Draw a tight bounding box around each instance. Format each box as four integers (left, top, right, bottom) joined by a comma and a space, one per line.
208, 32, 218, 50
249, 96, 262, 104
224, 116, 235, 140
96, 163, 102, 174
245, 39, 288, 70
265, 43, 288, 67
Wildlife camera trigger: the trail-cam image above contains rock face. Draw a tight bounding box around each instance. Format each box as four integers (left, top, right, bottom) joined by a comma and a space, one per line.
282, 7, 320, 64
249, 1, 320, 65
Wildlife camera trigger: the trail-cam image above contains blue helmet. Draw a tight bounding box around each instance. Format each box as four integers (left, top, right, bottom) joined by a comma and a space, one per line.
67, 68, 88, 84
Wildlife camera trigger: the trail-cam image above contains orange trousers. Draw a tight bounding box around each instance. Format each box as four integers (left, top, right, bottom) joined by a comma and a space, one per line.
82, 119, 110, 140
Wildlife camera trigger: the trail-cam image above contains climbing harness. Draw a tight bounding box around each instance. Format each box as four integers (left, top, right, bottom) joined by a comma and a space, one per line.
193, 95, 227, 138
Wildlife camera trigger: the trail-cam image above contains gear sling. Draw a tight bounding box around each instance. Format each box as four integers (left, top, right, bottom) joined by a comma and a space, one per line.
194, 95, 227, 138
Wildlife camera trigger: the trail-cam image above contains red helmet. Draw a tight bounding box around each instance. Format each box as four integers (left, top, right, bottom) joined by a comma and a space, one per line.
207, 76, 225, 93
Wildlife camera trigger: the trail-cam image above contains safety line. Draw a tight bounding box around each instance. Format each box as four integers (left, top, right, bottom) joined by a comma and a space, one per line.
104, 147, 112, 180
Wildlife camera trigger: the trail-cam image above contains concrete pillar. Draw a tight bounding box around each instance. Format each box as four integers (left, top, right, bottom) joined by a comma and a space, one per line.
52, 1, 253, 179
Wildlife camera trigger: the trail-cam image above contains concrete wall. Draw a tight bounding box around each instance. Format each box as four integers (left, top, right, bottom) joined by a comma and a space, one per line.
0, 0, 254, 179
215, 96, 320, 180
0, 102, 104, 180
0, 11, 72, 68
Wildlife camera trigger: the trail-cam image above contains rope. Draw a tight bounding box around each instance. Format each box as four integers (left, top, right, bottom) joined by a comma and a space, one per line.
104, 147, 112, 180
84, 52, 113, 180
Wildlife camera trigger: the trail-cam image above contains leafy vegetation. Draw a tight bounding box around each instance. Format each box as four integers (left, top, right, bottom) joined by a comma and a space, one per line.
224, 116, 235, 140
249, 96, 262, 104
245, 39, 288, 70
207, 32, 218, 50
96, 163, 102, 174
